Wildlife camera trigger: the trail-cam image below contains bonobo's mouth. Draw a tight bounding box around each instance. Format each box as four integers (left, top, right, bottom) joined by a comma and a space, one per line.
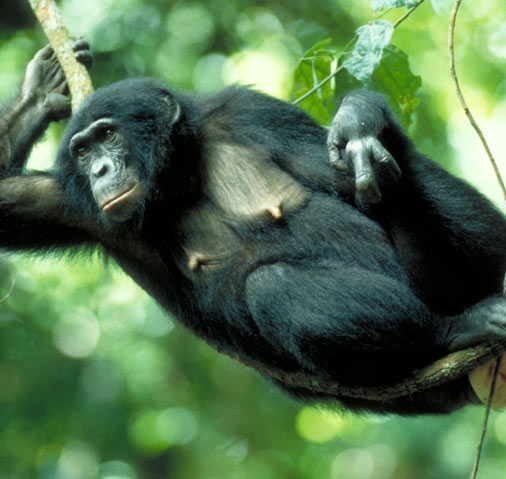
100, 183, 139, 212
98, 182, 145, 223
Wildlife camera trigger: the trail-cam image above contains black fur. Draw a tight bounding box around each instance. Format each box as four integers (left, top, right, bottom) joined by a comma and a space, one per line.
2, 80, 506, 415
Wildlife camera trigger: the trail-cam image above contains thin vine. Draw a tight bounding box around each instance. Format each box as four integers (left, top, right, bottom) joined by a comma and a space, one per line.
470, 357, 501, 479
448, 0, 506, 206
448, 1, 505, 476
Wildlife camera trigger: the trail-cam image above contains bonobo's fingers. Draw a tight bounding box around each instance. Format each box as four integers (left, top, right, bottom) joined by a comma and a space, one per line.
37, 44, 54, 60
469, 353, 506, 409
328, 112, 402, 205
346, 138, 382, 205
72, 38, 93, 70
370, 137, 402, 182
327, 128, 349, 172
72, 38, 90, 51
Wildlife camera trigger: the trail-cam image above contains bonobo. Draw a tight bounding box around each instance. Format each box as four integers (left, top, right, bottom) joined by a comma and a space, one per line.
1, 47, 506, 415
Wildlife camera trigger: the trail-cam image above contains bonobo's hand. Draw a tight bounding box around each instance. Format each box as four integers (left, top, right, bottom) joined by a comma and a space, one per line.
20, 39, 93, 122
327, 120, 402, 206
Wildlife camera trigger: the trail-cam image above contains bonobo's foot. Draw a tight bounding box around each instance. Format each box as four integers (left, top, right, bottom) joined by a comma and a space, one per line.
447, 295, 506, 409
20, 39, 93, 122
447, 296, 506, 352
72, 38, 93, 71
469, 354, 506, 409
327, 134, 401, 206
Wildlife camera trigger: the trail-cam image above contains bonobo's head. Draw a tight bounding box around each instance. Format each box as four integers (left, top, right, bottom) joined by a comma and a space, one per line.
56, 78, 181, 225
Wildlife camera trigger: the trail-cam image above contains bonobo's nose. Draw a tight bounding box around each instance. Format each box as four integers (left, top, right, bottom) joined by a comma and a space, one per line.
91, 157, 115, 178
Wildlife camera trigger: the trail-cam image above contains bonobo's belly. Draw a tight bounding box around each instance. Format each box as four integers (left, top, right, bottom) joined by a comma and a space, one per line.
174, 191, 406, 295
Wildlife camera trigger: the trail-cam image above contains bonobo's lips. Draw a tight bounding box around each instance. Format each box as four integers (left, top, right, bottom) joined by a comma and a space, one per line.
100, 183, 139, 212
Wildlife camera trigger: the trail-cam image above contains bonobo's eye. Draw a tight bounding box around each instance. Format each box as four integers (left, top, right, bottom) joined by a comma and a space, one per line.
102, 127, 116, 142
76, 145, 89, 160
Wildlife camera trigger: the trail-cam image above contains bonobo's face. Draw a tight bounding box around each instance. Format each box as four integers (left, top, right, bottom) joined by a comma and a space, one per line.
58, 78, 182, 225
68, 118, 146, 222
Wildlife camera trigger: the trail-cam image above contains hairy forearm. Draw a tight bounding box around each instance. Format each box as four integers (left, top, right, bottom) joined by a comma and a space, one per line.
0, 173, 64, 212
0, 173, 99, 249
0, 94, 50, 176
0, 98, 20, 172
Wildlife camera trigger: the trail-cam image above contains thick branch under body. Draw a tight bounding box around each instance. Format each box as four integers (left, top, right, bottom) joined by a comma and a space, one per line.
228, 341, 506, 401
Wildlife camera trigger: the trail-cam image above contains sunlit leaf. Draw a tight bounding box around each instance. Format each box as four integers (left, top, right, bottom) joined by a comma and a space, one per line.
294, 38, 339, 123
371, 0, 418, 14
294, 38, 334, 94
343, 20, 394, 85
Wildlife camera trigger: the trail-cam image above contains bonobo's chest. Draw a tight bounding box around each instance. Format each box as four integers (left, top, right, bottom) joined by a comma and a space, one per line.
202, 142, 309, 223
175, 142, 310, 278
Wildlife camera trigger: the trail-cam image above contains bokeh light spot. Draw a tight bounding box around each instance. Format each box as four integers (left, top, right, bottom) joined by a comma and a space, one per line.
53, 308, 100, 359
295, 407, 344, 443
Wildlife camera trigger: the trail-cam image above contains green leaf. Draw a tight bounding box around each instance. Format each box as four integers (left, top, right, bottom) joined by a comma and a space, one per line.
293, 90, 334, 125
371, 45, 422, 126
343, 20, 394, 85
293, 31, 420, 128
371, 0, 418, 14
294, 38, 338, 124
294, 39, 333, 95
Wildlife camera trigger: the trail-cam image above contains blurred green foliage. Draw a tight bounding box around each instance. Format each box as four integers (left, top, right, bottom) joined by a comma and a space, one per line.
1, 0, 506, 478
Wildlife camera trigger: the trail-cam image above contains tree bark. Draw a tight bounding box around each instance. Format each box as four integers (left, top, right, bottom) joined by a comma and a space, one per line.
228, 341, 506, 400
28, 0, 94, 111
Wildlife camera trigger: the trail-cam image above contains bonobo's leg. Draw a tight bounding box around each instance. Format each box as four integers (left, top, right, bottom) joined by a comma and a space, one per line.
245, 260, 448, 385
328, 91, 506, 410
0, 40, 92, 175
244, 258, 506, 414
327, 90, 506, 312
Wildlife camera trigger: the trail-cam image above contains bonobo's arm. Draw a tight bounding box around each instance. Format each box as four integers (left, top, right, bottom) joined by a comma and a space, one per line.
327, 91, 404, 205
0, 40, 92, 176
0, 41, 96, 251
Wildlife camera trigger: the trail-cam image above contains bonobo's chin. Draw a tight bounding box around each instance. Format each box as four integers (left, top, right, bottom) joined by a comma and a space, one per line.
102, 200, 139, 223
99, 206, 145, 233
98, 183, 146, 224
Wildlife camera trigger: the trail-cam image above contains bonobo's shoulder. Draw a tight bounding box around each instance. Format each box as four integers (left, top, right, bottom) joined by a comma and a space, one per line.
199, 85, 324, 129
200, 86, 305, 114
202, 85, 282, 106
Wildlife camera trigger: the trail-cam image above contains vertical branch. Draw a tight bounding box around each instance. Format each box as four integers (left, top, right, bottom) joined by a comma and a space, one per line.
449, 7, 504, 477
28, 0, 94, 112
448, 0, 506, 205
470, 357, 501, 479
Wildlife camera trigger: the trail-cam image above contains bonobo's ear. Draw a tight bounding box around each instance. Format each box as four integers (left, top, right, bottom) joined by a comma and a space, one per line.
162, 94, 181, 127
